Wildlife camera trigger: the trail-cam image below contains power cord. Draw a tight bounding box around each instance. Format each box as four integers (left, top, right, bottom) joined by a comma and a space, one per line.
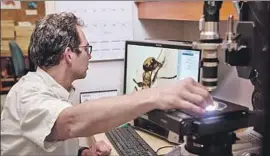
156, 145, 175, 155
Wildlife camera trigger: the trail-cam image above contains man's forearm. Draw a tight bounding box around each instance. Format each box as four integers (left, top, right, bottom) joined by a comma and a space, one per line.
48, 77, 211, 142
55, 89, 158, 140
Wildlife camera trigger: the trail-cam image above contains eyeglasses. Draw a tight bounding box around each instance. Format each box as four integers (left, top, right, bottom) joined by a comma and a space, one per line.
74, 45, 92, 55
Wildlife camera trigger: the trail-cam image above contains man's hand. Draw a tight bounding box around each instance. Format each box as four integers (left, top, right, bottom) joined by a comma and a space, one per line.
81, 140, 111, 156
95, 140, 111, 156
153, 77, 213, 114
81, 147, 96, 156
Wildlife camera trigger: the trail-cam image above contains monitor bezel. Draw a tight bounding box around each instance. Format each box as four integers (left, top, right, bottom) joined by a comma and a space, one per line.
123, 40, 202, 94
80, 89, 118, 103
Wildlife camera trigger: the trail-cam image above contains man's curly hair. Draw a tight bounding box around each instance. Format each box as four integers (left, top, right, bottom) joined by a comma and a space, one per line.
28, 12, 84, 68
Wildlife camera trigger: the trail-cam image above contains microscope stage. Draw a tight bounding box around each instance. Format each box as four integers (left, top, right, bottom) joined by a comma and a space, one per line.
180, 98, 249, 119
147, 97, 250, 136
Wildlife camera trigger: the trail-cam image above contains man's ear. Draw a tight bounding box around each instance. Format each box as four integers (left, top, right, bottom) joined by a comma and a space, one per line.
62, 47, 73, 64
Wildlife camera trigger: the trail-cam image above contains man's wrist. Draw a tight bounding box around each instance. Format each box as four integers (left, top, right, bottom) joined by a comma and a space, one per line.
77, 146, 89, 156
135, 87, 160, 110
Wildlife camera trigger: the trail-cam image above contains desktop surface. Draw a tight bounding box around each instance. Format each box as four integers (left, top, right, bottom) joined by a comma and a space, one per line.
105, 124, 158, 156
94, 124, 261, 156
95, 126, 175, 156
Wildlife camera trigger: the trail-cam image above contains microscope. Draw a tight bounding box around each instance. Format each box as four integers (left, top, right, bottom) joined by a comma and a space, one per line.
147, 1, 269, 156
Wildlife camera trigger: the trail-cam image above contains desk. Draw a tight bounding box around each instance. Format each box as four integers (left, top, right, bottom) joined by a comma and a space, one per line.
93, 128, 261, 156
94, 129, 176, 156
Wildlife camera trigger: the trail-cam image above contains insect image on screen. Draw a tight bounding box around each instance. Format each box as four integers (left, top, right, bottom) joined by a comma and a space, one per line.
132, 49, 177, 91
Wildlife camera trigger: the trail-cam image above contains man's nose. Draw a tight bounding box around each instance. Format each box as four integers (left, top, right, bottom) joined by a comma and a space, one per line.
88, 53, 92, 60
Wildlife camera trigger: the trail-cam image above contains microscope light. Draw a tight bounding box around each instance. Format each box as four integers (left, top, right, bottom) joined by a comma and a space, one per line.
205, 101, 219, 112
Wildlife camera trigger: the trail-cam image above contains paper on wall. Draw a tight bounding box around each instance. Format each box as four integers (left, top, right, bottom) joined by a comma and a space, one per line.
55, 1, 133, 61
1, 1, 21, 9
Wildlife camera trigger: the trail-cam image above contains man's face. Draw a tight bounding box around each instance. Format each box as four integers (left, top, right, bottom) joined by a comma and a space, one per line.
71, 26, 91, 79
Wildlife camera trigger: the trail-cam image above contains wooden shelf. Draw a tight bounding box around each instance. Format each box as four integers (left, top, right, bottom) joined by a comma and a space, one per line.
1, 51, 28, 57
136, 1, 238, 21
0, 77, 16, 94
1, 1, 45, 25
1, 86, 11, 92
1, 78, 14, 82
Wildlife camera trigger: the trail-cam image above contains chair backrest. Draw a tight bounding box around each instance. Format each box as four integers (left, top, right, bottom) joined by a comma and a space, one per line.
28, 49, 36, 72
9, 41, 25, 77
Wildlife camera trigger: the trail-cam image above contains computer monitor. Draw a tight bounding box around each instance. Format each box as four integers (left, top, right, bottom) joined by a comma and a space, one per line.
123, 40, 201, 144
124, 40, 201, 95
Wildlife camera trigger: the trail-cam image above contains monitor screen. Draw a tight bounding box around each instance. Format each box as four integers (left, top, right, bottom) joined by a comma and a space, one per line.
124, 40, 201, 94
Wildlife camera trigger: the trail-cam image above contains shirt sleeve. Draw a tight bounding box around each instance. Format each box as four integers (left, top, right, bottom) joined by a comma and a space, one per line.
19, 83, 72, 152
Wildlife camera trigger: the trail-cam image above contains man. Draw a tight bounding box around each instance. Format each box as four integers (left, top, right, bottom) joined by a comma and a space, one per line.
1, 12, 213, 156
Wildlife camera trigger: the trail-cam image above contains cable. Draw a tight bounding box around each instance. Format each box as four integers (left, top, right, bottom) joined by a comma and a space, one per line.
233, 1, 241, 16
249, 2, 267, 29
156, 145, 174, 155
248, 2, 268, 45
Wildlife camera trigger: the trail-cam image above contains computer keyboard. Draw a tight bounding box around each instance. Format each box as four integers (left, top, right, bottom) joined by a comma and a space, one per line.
105, 124, 157, 156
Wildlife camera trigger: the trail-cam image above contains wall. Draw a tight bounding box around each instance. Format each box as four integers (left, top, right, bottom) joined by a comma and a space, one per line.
132, 5, 254, 109
71, 61, 125, 104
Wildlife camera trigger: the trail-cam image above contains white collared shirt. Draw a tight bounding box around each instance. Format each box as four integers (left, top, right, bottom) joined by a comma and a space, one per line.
1, 67, 79, 156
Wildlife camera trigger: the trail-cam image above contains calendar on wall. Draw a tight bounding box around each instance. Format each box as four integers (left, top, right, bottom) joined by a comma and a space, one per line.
55, 1, 133, 61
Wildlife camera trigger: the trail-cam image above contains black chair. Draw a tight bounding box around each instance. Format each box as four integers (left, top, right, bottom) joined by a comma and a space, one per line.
8, 41, 29, 82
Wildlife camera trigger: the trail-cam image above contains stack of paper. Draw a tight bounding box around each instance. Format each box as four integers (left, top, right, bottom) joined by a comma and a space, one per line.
1, 20, 15, 39
1, 20, 15, 56
0, 40, 9, 52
